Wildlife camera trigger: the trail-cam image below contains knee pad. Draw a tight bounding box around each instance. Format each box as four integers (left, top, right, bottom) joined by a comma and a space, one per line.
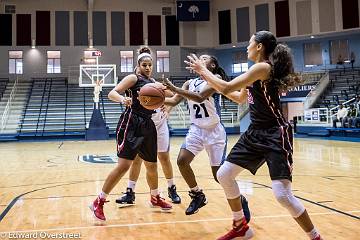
217, 162, 244, 199
272, 180, 305, 218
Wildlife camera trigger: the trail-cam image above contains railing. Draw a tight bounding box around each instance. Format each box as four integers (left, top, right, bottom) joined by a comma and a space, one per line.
221, 112, 236, 126
304, 72, 330, 110
328, 97, 357, 120
237, 102, 249, 121
0, 77, 19, 133
175, 104, 187, 128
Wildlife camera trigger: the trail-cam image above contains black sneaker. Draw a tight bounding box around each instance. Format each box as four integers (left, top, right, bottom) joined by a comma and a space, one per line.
240, 194, 251, 223
185, 190, 208, 215
168, 185, 181, 204
115, 188, 135, 204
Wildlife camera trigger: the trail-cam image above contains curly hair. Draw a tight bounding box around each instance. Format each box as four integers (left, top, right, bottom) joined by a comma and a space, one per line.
254, 31, 302, 91
209, 56, 230, 82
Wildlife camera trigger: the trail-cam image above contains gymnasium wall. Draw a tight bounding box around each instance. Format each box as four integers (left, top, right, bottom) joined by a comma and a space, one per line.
0, 0, 360, 81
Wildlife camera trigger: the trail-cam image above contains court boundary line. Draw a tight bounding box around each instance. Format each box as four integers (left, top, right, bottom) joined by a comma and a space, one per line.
253, 182, 360, 220
1, 210, 359, 234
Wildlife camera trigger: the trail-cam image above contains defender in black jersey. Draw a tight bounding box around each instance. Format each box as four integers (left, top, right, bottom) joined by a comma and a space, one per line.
186, 31, 323, 240
90, 47, 172, 222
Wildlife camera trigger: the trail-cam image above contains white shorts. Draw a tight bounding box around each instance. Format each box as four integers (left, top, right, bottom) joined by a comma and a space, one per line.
156, 120, 170, 153
182, 122, 226, 166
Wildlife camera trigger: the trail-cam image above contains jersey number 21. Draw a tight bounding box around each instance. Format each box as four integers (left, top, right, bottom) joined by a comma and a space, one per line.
193, 103, 209, 118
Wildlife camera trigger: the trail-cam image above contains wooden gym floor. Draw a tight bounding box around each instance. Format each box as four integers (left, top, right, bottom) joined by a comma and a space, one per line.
0, 136, 359, 239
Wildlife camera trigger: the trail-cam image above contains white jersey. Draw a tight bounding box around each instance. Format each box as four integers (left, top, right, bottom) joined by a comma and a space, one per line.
188, 78, 221, 128
151, 109, 166, 127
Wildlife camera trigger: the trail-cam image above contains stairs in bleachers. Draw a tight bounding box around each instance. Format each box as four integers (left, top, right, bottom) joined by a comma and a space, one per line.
0, 78, 9, 101
0, 79, 32, 135
18, 78, 124, 137
315, 68, 360, 109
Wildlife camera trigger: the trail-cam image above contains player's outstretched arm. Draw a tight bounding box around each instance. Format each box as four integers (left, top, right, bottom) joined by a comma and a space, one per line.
108, 74, 137, 105
164, 93, 184, 107
163, 78, 215, 103
224, 89, 247, 104
185, 54, 270, 95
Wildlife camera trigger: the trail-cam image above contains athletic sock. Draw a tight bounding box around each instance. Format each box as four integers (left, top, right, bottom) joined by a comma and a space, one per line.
307, 228, 320, 239
127, 180, 137, 191
167, 178, 174, 188
99, 191, 108, 200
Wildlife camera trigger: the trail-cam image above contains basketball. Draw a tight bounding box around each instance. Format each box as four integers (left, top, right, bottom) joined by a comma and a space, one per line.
138, 83, 165, 110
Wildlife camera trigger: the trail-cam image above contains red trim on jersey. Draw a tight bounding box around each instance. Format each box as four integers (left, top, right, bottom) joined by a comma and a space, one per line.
261, 82, 293, 173
116, 108, 133, 154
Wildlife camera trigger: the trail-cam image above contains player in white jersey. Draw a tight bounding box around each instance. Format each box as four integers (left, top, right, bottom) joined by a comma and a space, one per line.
116, 74, 181, 205
164, 55, 250, 220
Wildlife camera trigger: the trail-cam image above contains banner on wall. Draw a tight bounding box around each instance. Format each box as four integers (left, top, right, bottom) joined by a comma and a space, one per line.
176, 1, 210, 21
281, 84, 316, 98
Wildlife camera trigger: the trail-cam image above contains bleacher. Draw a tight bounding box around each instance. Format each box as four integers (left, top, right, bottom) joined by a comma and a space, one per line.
315, 68, 360, 109
18, 78, 124, 137
0, 78, 9, 100
13, 76, 241, 139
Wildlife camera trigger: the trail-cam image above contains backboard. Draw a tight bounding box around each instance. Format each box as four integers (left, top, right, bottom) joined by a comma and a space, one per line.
79, 64, 117, 87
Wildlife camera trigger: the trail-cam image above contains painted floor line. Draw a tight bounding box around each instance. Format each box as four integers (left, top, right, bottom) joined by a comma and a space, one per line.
1, 210, 359, 234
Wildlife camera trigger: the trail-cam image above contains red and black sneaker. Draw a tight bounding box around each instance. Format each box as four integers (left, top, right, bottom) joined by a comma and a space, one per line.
149, 194, 172, 211
217, 218, 254, 240
89, 196, 107, 221
312, 235, 323, 240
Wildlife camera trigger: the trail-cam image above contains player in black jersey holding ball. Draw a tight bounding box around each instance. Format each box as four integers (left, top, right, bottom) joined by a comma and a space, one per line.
185, 31, 323, 240
89, 47, 172, 222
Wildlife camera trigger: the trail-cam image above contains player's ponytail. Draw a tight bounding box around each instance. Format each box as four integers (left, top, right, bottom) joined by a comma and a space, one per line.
254, 31, 302, 91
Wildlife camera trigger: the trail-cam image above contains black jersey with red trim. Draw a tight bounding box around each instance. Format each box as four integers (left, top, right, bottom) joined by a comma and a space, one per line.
125, 74, 155, 116
246, 79, 287, 128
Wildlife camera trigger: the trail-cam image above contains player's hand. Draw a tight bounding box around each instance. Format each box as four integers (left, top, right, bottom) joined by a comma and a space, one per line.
153, 81, 167, 91
162, 78, 176, 92
122, 96, 132, 106
184, 54, 206, 75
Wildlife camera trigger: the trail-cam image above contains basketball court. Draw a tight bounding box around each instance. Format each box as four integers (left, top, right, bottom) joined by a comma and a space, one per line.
0, 137, 359, 239
0, 0, 360, 239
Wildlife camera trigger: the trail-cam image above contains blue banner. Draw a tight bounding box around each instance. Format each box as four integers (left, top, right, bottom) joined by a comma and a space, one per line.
176, 1, 210, 21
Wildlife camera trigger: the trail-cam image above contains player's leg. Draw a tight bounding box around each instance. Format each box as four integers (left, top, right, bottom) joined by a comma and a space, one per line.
140, 122, 172, 211
269, 154, 322, 240
115, 155, 142, 204
215, 130, 263, 240
272, 180, 322, 240
177, 125, 206, 215
216, 161, 254, 240
267, 125, 322, 240
157, 122, 180, 203
143, 160, 172, 211
205, 123, 251, 223
90, 157, 133, 221
91, 110, 139, 221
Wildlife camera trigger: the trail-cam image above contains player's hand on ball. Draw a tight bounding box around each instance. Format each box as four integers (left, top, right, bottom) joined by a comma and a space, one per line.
162, 78, 176, 92
153, 81, 167, 90
122, 96, 132, 106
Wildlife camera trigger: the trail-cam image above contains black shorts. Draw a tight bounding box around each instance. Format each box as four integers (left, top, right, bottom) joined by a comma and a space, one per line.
226, 124, 293, 181
116, 108, 157, 162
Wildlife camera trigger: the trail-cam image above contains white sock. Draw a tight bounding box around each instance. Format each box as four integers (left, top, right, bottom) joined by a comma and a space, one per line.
233, 210, 245, 221
190, 186, 200, 192
307, 228, 320, 239
150, 189, 159, 196
99, 191, 108, 200
167, 178, 174, 188
127, 180, 137, 191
